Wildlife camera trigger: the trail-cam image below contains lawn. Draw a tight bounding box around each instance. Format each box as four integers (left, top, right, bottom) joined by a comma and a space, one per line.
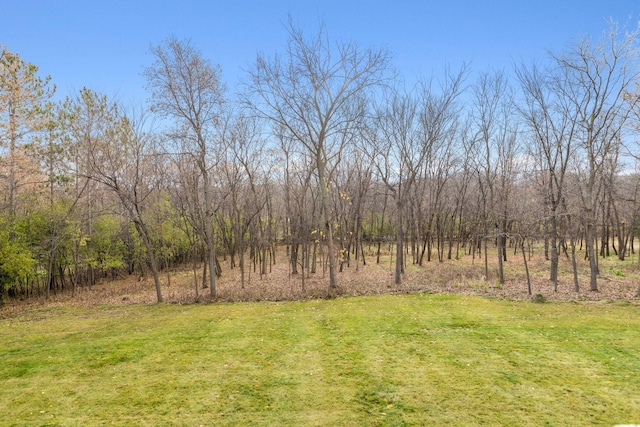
1, 294, 639, 426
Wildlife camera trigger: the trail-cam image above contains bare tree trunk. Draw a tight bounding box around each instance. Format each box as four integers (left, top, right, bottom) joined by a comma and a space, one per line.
192, 245, 199, 301
497, 225, 505, 285
521, 236, 531, 296
571, 235, 579, 293
319, 167, 338, 293
550, 212, 559, 291
395, 200, 404, 286
587, 220, 598, 292
544, 225, 550, 261
134, 220, 163, 303
203, 171, 217, 298
202, 260, 208, 290
240, 249, 245, 289
483, 234, 489, 282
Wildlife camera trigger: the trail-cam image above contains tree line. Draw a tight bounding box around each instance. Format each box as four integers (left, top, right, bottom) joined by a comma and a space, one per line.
2, 18, 640, 304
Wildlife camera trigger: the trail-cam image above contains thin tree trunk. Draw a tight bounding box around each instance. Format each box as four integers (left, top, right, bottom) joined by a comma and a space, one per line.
521, 237, 531, 296
395, 200, 404, 286
202, 259, 208, 289
497, 224, 505, 285
240, 249, 245, 289
318, 166, 338, 293
587, 221, 598, 292
571, 235, 579, 293
550, 212, 559, 291
192, 245, 199, 301
135, 221, 163, 303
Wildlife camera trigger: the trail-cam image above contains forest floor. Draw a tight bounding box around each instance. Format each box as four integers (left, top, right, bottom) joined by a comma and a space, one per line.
2, 244, 639, 315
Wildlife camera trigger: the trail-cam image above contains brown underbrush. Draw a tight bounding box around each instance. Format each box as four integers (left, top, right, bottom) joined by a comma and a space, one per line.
2, 245, 639, 316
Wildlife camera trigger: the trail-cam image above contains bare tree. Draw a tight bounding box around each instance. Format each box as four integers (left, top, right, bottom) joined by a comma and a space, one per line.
276, 126, 316, 288
625, 85, 640, 279
144, 36, 225, 297
86, 105, 165, 303
416, 110, 461, 265
368, 68, 465, 285
368, 88, 420, 285
219, 112, 268, 289
552, 21, 640, 291
516, 61, 580, 290
245, 18, 391, 293
331, 146, 373, 271
471, 70, 516, 284
167, 152, 206, 298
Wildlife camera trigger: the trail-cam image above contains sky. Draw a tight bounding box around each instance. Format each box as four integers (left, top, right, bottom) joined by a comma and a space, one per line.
2, 0, 639, 106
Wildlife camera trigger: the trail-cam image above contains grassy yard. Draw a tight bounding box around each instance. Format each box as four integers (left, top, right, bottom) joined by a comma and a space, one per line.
1, 294, 639, 426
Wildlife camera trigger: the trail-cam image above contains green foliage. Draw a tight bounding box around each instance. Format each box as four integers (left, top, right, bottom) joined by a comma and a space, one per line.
2, 295, 640, 425
15, 199, 76, 259
83, 215, 127, 270
0, 221, 35, 294
0, 47, 55, 121
361, 210, 395, 241
146, 194, 191, 264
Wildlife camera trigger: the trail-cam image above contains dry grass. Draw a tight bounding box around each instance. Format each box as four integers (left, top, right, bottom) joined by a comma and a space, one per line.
2, 244, 639, 315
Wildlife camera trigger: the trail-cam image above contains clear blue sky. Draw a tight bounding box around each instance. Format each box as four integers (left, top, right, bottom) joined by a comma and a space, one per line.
2, 0, 639, 105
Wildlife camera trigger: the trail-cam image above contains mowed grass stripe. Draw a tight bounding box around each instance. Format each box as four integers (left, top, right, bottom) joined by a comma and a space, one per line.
1, 294, 639, 426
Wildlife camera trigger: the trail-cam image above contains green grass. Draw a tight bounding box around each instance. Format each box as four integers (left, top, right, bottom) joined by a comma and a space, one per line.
1, 295, 640, 426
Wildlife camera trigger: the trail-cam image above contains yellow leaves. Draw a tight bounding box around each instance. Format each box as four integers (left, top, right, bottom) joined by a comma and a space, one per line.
338, 247, 349, 262
310, 229, 325, 240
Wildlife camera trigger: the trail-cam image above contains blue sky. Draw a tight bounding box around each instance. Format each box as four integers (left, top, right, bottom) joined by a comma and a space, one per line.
2, 1, 639, 105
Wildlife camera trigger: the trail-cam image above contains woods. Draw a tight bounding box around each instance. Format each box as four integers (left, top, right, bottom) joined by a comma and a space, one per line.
2, 20, 640, 304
